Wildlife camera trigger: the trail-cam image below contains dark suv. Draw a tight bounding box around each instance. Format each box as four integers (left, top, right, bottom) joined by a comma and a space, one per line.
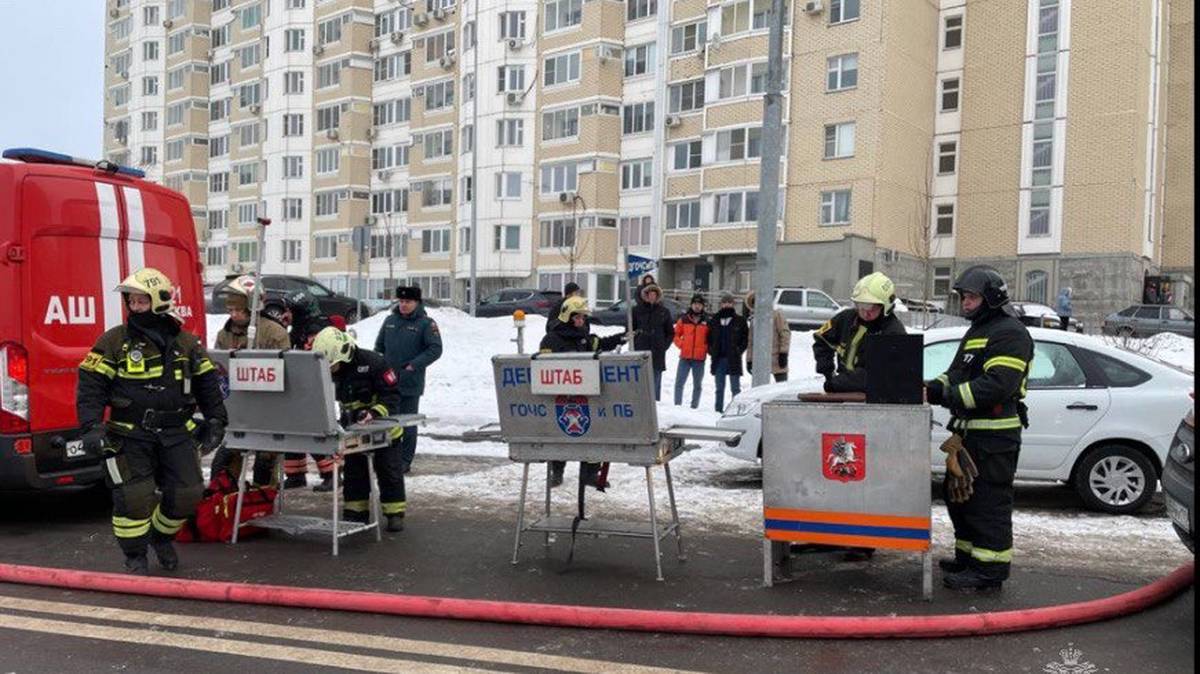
210, 275, 372, 322
474, 288, 562, 318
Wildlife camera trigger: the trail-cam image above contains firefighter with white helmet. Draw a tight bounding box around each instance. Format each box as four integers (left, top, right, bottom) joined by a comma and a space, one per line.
311, 327, 408, 532
77, 267, 227, 574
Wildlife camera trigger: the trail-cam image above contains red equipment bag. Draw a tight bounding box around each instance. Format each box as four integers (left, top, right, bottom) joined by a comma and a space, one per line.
176, 470, 277, 543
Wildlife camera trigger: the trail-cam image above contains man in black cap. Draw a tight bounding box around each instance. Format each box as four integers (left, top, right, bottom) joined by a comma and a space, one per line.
374, 286, 443, 473
546, 281, 582, 334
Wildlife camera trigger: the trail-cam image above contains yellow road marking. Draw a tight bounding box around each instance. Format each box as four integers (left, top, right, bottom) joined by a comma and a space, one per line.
0, 595, 693, 674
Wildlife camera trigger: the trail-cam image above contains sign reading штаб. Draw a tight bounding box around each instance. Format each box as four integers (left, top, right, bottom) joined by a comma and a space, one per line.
229, 358, 286, 392
530, 359, 601, 396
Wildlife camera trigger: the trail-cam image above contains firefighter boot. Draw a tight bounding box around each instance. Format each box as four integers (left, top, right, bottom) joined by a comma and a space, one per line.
342, 509, 369, 524
943, 566, 1003, 592
386, 514, 405, 532
939, 549, 973, 573
149, 530, 179, 571
124, 553, 150, 575
283, 473, 307, 489
312, 472, 334, 493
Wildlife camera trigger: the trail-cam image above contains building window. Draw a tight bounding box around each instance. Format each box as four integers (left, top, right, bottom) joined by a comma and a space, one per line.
820, 189, 852, 226
283, 113, 304, 136
494, 225, 521, 251
316, 105, 341, 132
717, 62, 769, 100
423, 80, 455, 111
944, 15, 963, 50
667, 200, 701, 230
624, 43, 654, 78
1029, 188, 1051, 237
240, 43, 261, 69
283, 155, 304, 178
941, 77, 960, 112
424, 30, 455, 64
237, 203, 260, 226
619, 216, 652, 247
539, 162, 578, 195
143, 6, 160, 26
670, 140, 702, 170
142, 76, 159, 96
280, 240, 303, 263
933, 266, 952, 296
461, 125, 474, 154
314, 235, 339, 259
827, 53, 858, 92
167, 31, 187, 56
206, 245, 227, 267
668, 79, 706, 113
211, 61, 230, 85
670, 21, 706, 55
423, 129, 454, 160
544, 0, 582, 33
236, 162, 260, 186
209, 172, 228, 193
284, 71, 305, 95
935, 203, 954, 236
419, 179, 453, 208
715, 126, 762, 162
317, 61, 342, 89
829, 0, 860, 24
1025, 270, 1048, 304
620, 159, 653, 191
315, 147, 340, 175
140, 146, 157, 166
420, 228, 451, 255
714, 191, 759, 225
499, 11, 526, 39
210, 135, 230, 159
317, 13, 348, 45
165, 140, 184, 163
496, 118, 524, 146
622, 102, 654, 135
542, 107, 580, 141
143, 41, 159, 61
460, 177, 473, 204
937, 141, 957, 174
495, 171, 522, 199
539, 218, 576, 248
241, 3, 262, 29
497, 65, 526, 92
141, 111, 157, 131
315, 190, 345, 218
208, 209, 228, 231
823, 122, 856, 159
627, 0, 656, 22
543, 52, 581, 87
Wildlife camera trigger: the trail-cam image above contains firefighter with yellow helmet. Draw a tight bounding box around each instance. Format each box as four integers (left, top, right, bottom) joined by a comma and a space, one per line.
311, 327, 408, 532
813, 272, 907, 393
213, 275, 291, 351
77, 268, 227, 574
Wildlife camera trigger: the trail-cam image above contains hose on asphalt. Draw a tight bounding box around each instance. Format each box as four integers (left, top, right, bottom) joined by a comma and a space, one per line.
0, 561, 1191, 639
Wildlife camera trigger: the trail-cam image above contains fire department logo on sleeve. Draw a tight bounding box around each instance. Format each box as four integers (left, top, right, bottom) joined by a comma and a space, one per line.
382, 368, 398, 386
822, 433, 866, 483
555, 395, 591, 438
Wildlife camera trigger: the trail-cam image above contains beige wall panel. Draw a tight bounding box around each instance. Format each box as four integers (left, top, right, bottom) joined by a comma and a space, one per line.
672, 0, 707, 21
703, 164, 761, 191
663, 232, 700, 258
783, 179, 875, 243
700, 226, 757, 252
955, 187, 1020, 258
706, 99, 773, 128
667, 173, 703, 199
959, 0, 1026, 132
1061, 183, 1142, 254
707, 34, 770, 68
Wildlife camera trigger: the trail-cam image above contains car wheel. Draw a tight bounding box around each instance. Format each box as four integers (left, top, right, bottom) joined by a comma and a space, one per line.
1073, 445, 1158, 514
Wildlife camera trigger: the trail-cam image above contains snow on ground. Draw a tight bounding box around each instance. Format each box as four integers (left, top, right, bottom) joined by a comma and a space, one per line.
208, 309, 1193, 577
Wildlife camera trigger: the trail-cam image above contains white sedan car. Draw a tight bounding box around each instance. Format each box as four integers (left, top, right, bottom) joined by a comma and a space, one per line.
717, 327, 1193, 515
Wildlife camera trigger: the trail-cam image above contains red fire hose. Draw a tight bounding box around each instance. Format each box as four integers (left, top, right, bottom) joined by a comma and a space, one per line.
0, 561, 1191, 638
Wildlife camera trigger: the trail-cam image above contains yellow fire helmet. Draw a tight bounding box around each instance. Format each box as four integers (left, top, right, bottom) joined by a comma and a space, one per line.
228, 275, 258, 296
851, 272, 897, 314
312, 326, 356, 367
115, 267, 175, 315
558, 296, 591, 323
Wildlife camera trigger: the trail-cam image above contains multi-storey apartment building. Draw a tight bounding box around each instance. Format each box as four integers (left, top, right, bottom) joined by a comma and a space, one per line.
103, 0, 1194, 319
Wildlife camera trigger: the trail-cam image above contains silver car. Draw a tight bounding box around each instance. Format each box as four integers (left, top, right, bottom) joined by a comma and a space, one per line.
773, 288, 842, 330
1103, 304, 1195, 338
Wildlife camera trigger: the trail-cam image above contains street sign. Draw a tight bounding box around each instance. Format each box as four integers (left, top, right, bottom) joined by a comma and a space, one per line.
626, 254, 657, 281
351, 225, 369, 262
529, 358, 601, 396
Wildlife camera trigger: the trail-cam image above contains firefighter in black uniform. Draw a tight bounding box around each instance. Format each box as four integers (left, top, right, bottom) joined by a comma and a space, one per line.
77, 268, 227, 574
813, 272, 907, 393
926, 266, 1033, 591
311, 327, 408, 532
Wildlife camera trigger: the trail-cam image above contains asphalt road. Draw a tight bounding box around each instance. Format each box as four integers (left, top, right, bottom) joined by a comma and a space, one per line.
0, 456, 1193, 673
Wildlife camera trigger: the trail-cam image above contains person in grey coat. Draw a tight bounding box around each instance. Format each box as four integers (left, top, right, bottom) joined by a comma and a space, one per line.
374, 286, 444, 473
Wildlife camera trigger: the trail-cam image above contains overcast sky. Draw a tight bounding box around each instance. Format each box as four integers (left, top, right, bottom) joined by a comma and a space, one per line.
0, 1, 104, 159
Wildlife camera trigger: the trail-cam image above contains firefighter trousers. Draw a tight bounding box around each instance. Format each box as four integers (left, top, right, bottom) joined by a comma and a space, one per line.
344, 441, 406, 518
283, 453, 335, 478
944, 436, 1019, 580
103, 430, 204, 558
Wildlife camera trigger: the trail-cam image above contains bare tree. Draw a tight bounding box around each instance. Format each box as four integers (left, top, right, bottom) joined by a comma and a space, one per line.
907, 148, 936, 329
559, 194, 588, 281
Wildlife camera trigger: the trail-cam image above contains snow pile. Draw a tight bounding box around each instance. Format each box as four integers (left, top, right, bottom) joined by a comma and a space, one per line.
1141, 332, 1195, 373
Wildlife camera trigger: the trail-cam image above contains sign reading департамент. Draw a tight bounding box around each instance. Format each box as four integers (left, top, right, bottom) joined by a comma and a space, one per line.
530, 359, 601, 396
